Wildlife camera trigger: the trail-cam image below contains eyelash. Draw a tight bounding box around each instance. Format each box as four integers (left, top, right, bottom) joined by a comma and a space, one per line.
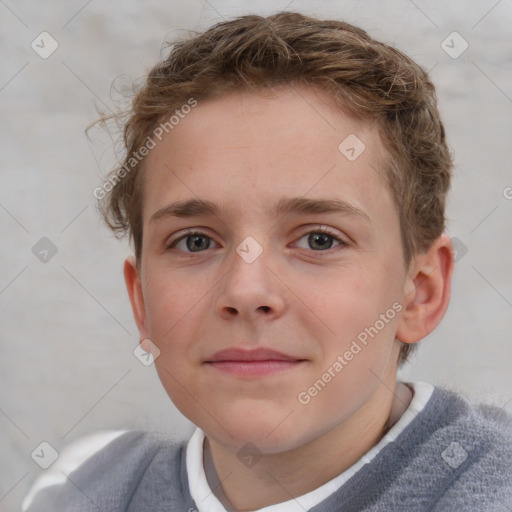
166, 226, 350, 256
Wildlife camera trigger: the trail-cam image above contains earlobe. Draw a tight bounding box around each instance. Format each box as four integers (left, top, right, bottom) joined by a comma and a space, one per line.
395, 234, 455, 344
123, 256, 149, 339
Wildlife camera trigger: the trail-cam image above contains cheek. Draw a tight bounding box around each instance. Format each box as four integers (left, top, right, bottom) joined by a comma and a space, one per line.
146, 278, 203, 405
142, 272, 218, 379
313, 264, 401, 356
143, 274, 198, 338
296, 292, 401, 428
312, 269, 373, 325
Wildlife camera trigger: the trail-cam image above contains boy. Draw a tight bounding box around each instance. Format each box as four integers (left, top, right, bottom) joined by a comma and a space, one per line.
23, 11, 512, 511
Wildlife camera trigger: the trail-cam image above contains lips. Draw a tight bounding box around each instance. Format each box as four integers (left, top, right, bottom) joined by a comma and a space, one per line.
204, 348, 305, 377
206, 347, 300, 362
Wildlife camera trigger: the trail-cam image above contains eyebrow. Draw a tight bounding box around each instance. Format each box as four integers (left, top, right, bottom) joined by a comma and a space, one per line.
150, 197, 371, 223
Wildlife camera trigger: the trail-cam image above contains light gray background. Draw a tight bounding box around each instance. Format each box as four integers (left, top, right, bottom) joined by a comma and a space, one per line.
1, 1, 511, 510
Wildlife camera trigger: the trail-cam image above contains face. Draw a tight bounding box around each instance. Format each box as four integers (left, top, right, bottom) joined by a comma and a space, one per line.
127, 85, 411, 454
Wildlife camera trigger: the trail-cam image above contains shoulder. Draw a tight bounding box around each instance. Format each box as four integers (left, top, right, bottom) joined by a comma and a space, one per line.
413, 385, 512, 510
22, 429, 187, 512
427, 386, 512, 453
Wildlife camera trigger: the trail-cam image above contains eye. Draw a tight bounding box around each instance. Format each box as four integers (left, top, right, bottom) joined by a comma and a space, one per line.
167, 230, 218, 253
166, 227, 349, 255
294, 227, 349, 253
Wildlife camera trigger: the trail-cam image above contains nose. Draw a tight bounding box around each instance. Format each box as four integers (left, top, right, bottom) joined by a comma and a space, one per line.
214, 242, 287, 322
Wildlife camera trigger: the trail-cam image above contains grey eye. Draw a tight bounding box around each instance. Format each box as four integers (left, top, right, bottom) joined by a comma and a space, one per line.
171, 233, 216, 252
295, 231, 342, 251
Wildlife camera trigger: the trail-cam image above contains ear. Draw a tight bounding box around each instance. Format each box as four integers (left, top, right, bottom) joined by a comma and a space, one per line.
395, 234, 454, 344
124, 256, 150, 339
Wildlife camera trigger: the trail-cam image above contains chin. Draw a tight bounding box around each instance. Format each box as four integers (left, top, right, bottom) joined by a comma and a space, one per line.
202, 410, 316, 455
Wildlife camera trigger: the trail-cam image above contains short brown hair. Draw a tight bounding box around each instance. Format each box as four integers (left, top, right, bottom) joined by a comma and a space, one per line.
97, 11, 453, 366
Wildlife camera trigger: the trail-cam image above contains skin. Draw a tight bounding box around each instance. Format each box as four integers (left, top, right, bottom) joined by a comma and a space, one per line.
124, 85, 454, 511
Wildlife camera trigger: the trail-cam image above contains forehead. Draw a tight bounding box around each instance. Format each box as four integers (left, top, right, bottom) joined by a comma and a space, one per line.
141, 85, 394, 226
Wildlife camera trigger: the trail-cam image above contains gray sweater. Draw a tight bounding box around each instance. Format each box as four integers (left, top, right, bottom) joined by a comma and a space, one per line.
24, 386, 512, 511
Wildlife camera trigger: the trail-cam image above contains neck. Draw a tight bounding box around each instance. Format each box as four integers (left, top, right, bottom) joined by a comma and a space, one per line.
205, 379, 413, 511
